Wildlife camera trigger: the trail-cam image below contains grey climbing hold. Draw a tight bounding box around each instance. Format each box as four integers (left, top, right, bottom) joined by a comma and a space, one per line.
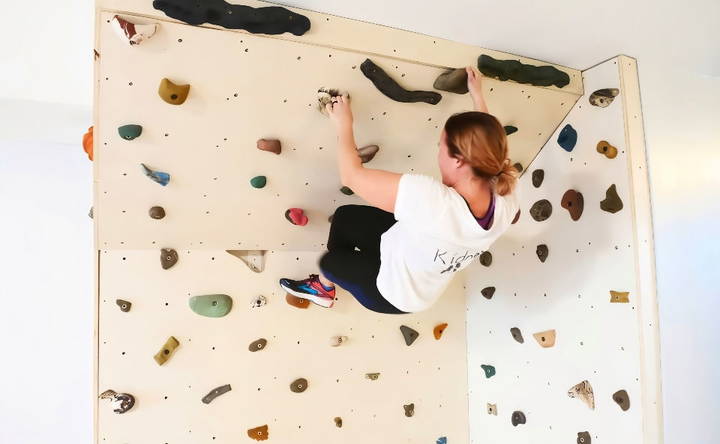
481, 286, 496, 300
250, 295, 267, 308
141, 163, 170, 186
99, 389, 135, 414
226, 250, 267, 273
403, 403, 415, 417
433, 68, 468, 94
557, 124, 577, 152
361, 58, 442, 105
149, 206, 166, 219
160, 248, 178, 269
481, 364, 496, 378
202, 384, 231, 404
510, 327, 524, 343
248, 338, 267, 352
290, 378, 308, 393
357, 144, 380, 163
532, 169, 544, 188
479, 251, 492, 267
513, 162, 523, 173
613, 389, 630, 411
88, 206, 93, 219
250, 176, 267, 189
568, 380, 595, 410
529, 199, 552, 221
116, 299, 132, 312
487, 403, 498, 415
511, 410, 526, 426
504, 126, 518, 135
536, 244, 549, 263
589, 88, 619, 107
577, 431, 592, 444
365, 373, 380, 380
340, 186, 354, 195
478, 54, 570, 88
118, 124, 142, 140
600, 184, 623, 213
400, 325, 419, 346
189, 294, 233, 318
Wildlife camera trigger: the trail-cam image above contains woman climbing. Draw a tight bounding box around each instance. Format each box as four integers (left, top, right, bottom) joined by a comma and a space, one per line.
279, 66, 519, 313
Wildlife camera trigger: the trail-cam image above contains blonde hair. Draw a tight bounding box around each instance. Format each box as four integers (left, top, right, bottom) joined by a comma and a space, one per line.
443, 111, 518, 196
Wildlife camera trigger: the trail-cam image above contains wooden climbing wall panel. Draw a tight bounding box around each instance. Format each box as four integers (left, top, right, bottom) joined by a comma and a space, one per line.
465, 56, 662, 443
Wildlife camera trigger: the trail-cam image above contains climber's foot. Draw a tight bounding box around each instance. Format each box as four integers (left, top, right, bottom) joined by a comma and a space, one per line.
279, 274, 336, 308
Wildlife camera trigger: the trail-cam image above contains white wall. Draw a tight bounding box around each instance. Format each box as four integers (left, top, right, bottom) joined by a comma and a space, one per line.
0, 1, 717, 443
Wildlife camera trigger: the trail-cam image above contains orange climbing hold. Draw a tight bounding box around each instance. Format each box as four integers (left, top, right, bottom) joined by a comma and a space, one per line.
257, 138, 282, 155
433, 323, 448, 340
82, 126, 94, 161
285, 208, 308, 226
247, 425, 269, 441
286, 293, 310, 309
610, 291, 630, 303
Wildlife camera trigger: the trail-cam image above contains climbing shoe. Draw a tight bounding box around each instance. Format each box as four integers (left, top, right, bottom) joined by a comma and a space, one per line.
279, 274, 336, 308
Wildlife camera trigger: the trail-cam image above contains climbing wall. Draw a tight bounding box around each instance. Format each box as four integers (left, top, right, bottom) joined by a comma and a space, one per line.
466, 56, 662, 443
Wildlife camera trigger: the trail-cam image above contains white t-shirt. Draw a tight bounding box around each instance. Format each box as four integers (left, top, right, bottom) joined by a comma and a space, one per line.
376, 173, 519, 312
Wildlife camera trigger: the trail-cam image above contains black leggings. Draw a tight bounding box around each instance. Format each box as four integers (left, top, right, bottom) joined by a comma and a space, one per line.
318, 205, 408, 314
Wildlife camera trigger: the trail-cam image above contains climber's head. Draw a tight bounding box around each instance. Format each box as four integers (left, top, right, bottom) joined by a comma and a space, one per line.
438, 111, 517, 196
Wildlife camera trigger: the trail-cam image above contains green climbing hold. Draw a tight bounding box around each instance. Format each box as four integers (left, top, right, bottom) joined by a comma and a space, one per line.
189, 294, 233, 318
118, 124, 142, 140
250, 176, 267, 189
481, 364, 496, 378
340, 186, 354, 195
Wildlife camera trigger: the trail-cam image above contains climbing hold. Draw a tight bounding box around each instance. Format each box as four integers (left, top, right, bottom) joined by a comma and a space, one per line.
477, 54, 570, 88
117, 124, 142, 140
481, 364, 496, 378
340, 186, 354, 195
613, 389, 631, 411
589, 88, 619, 107
227, 250, 267, 273
317, 88, 350, 116
504, 126, 518, 136
433, 68, 468, 94
561, 189, 584, 221
536, 244, 549, 263
596, 140, 618, 159
202, 384, 231, 404
286, 293, 310, 309
365, 373, 380, 380
256, 138, 281, 155
403, 403, 415, 417
511, 209, 520, 224
116, 299, 132, 312
290, 378, 308, 393
247, 424, 269, 441
141, 163, 170, 186
568, 380, 595, 409
153, 336, 180, 365
153, 0, 311, 36
250, 295, 267, 308
510, 327, 524, 344
610, 290, 630, 303
532, 169, 544, 188
158, 78, 190, 105
529, 199, 552, 222
437, 437, 447, 444
82, 126, 93, 161
511, 411, 526, 426
400, 325, 419, 346
481, 286, 496, 300
189, 294, 232, 318
577, 431, 592, 444
250, 176, 267, 189
600, 184, 623, 213
533, 329, 556, 348
513, 162, 523, 173
479, 251, 492, 267
487, 403, 498, 415
558, 124, 577, 152
330, 335, 348, 346
357, 144, 380, 163
111, 15, 158, 45
285, 208, 308, 226
361, 58, 442, 105
88, 206, 94, 219
160, 248, 178, 270
333, 417, 343, 428
248, 338, 267, 352
149, 206, 166, 219
99, 389, 135, 414
433, 323, 448, 340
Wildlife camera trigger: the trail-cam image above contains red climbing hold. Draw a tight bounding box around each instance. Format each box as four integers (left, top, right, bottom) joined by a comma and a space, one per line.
285, 208, 308, 226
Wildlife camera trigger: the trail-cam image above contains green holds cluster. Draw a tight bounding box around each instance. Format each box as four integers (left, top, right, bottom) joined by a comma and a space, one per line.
250, 176, 267, 188
189, 294, 233, 317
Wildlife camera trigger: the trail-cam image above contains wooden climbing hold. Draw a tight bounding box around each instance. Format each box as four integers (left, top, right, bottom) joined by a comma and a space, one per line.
111, 15, 157, 46
141, 163, 170, 186
334, 417, 343, 428
256, 138, 281, 155
285, 208, 308, 226
247, 424, 269, 441
511, 209, 520, 224
577, 431, 592, 443
226, 250, 266, 273
149, 206, 166, 219
568, 380, 595, 409
613, 389, 630, 411
433, 323, 448, 340
481, 364, 496, 378
365, 373, 380, 380
533, 329, 556, 348
610, 290, 630, 303
600, 184, 623, 213
511, 410, 526, 426
117, 124, 142, 140
160, 248, 178, 270
202, 384, 231, 404
400, 325, 419, 346
596, 140, 618, 159
82, 126, 93, 161
532, 169, 544, 188
589, 88, 619, 107
357, 144, 380, 163
340, 186, 354, 195
250, 176, 267, 188
158, 78, 190, 105
286, 293, 309, 309
487, 403, 498, 415
478, 54, 570, 88
248, 338, 267, 352
115, 299, 131, 312
329, 335, 348, 346
558, 124, 577, 152
529, 199, 552, 221
433, 68, 469, 94
403, 403, 415, 417
481, 286, 496, 300
153, 336, 180, 365
479, 251, 492, 267
361, 58, 442, 105
290, 378, 308, 393
189, 294, 233, 317
504, 126, 518, 136
536, 244, 549, 263
99, 389, 135, 414
561, 189, 584, 221
250, 295, 267, 308
510, 327, 524, 344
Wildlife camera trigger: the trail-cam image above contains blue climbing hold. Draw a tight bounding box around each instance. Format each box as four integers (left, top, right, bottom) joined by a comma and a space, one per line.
436, 437, 447, 444
141, 163, 170, 186
481, 364, 496, 378
557, 124, 577, 152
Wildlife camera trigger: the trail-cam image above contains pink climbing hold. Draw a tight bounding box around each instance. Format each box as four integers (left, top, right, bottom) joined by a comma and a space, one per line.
285, 208, 308, 226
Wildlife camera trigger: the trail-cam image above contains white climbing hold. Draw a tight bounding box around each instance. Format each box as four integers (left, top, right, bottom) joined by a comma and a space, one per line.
112, 15, 158, 46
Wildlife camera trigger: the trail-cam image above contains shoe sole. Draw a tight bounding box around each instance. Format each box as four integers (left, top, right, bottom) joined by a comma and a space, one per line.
281, 284, 334, 308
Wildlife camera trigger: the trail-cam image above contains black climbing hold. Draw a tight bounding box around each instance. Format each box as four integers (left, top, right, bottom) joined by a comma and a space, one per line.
532, 169, 544, 188
504, 126, 518, 136
511, 209, 520, 224
529, 199, 552, 221
510, 327, 524, 343
152, 0, 311, 36
600, 184, 624, 213
589, 88, 619, 107
481, 364, 496, 378
513, 162, 523, 173
400, 325, 419, 346
511, 410, 526, 426
558, 124, 577, 152
612, 389, 630, 411
577, 431, 591, 444
479, 251, 492, 267
160, 248, 178, 269
340, 186, 354, 195
116, 299, 131, 312
433, 68, 468, 94
477, 54, 570, 88
403, 403, 415, 417
202, 384, 231, 404
536, 244, 549, 263
481, 286, 496, 300
360, 59, 442, 105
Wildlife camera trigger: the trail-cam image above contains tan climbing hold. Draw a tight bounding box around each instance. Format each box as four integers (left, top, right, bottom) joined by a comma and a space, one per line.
290, 378, 308, 393
329, 335, 348, 346
286, 293, 310, 309
568, 380, 595, 410
226, 250, 266, 273
433, 323, 448, 340
365, 373, 380, 380
596, 140, 618, 159
158, 78, 190, 105
111, 15, 158, 46
153, 336, 180, 365
610, 291, 630, 303
533, 329, 556, 348
256, 138, 281, 155
487, 403, 498, 416
247, 425, 269, 441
